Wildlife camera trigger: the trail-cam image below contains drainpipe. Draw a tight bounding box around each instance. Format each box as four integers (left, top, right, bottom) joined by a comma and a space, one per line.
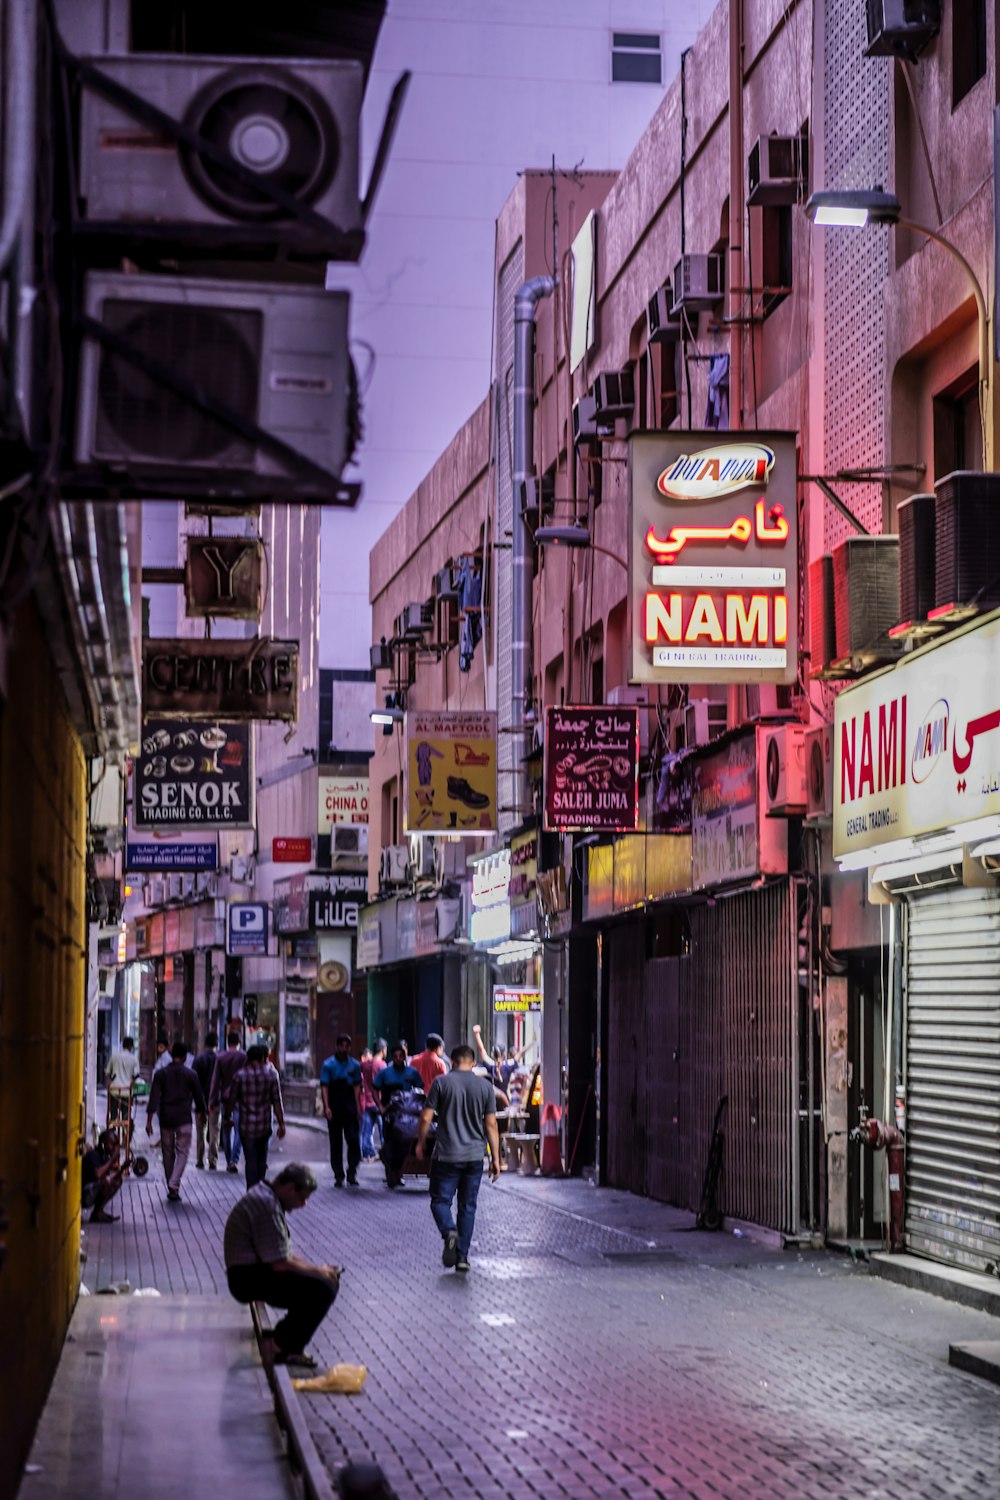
512, 275, 555, 812
728, 0, 744, 431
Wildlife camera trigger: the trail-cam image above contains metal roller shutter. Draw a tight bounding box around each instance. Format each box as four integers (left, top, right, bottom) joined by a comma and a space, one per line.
905, 887, 1000, 1271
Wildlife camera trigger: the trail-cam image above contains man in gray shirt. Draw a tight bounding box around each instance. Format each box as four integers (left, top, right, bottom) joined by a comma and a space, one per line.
416, 1043, 500, 1273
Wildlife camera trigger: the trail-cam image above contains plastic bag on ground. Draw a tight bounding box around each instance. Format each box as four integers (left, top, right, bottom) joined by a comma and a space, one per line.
292, 1363, 367, 1394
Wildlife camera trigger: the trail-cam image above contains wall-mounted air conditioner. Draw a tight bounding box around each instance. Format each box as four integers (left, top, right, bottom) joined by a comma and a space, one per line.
572, 394, 615, 447
196, 872, 220, 897
333, 824, 368, 858
805, 725, 833, 821
78, 55, 364, 249
864, 0, 940, 60
230, 854, 256, 883
370, 638, 391, 671
832, 536, 900, 661
408, 836, 435, 880
670, 254, 723, 316
167, 874, 185, 900
747, 134, 809, 207
432, 840, 465, 886
400, 601, 433, 638
647, 282, 681, 344
606, 684, 652, 759
934, 471, 1000, 614
897, 492, 936, 625
683, 698, 727, 750
591, 369, 635, 422
181, 873, 197, 899
379, 844, 409, 886
75, 272, 351, 501
433, 565, 459, 598
809, 554, 836, 674
760, 725, 807, 816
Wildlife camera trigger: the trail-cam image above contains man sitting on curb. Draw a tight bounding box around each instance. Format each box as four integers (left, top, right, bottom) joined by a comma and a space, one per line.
223, 1161, 341, 1370
82, 1129, 124, 1224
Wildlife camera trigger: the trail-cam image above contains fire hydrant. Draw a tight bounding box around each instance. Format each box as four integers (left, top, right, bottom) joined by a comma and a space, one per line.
850, 1109, 905, 1252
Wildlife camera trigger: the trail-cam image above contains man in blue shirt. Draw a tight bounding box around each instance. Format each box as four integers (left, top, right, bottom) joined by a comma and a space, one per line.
320, 1035, 363, 1187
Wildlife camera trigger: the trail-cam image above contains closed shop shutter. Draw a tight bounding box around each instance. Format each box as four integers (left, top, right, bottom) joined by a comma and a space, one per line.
905, 887, 1000, 1271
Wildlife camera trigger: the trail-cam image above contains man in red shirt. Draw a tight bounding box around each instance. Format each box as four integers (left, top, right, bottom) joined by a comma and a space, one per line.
411, 1033, 448, 1094
359, 1040, 387, 1161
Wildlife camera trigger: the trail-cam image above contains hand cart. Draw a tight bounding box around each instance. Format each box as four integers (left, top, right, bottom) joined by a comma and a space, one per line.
106, 1079, 150, 1177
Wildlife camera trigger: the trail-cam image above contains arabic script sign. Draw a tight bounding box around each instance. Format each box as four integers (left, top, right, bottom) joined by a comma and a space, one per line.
629, 431, 798, 685
544, 705, 640, 832
833, 613, 1000, 862
404, 711, 497, 835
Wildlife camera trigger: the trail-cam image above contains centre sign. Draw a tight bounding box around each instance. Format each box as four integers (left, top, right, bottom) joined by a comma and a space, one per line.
629, 432, 798, 685
142, 638, 300, 721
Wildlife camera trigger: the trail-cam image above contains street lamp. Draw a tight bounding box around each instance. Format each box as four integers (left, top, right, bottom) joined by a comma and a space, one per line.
370, 692, 404, 735
805, 188, 990, 461
534, 524, 628, 571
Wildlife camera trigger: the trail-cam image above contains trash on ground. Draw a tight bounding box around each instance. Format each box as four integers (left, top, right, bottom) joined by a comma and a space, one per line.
292, 1363, 367, 1394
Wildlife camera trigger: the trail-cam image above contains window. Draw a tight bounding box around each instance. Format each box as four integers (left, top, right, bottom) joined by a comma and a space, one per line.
933, 372, 983, 478
953, 0, 986, 108
611, 32, 662, 85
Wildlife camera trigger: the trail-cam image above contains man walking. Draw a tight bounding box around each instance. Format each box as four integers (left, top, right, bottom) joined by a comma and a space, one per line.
210, 1028, 247, 1174
223, 1162, 340, 1370
192, 1032, 219, 1169
320, 1034, 363, 1188
105, 1035, 140, 1122
359, 1041, 387, 1161
230, 1044, 286, 1188
146, 1041, 206, 1202
416, 1044, 500, 1272
411, 1032, 449, 1093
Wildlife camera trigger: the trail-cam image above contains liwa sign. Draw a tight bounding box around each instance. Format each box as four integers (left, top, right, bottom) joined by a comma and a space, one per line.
629, 432, 798, 685
544, 705, 639, 832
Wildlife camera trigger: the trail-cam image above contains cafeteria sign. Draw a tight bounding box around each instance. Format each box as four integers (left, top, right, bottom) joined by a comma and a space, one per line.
629, 431, 798, 685
544, 705, 639, 832
404, 710, 497, 835
493, 986, 542, 1014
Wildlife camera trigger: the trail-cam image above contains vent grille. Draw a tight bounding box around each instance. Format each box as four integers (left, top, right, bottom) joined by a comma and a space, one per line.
934, 471, 1000, 611
897, 492, 935, 622
95, 300, 261, 464
832, 536, 899, 658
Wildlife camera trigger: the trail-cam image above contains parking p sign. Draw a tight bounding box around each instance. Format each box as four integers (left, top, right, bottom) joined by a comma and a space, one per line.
227, 902, 269, 957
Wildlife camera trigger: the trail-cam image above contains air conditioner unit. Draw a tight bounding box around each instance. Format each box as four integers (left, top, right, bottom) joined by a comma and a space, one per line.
433, 565, 459, 598
591, 369, 635, 422
647, 282, 681, 344
606, 684, 652, 759
230, 854, 255, 883
52, 0, 129, 55
432, 840, 465, 886
400, 601, 433, 638
167, 874, 185, 900
196, 872, 220, 897
180, 874, 197, 899
333, 824, 368, 857
683, 698, 728, 750
832, 536, 900, 661
78, 55, 364, 250
934, 471, 1000, 614
408, 835, 435, 880
747, 134, 809, 207
864, 0, 941, 60
760, 725, 807, 816
572, 394, 615, 447
897, 492, 936, 625
809, 554, 836, 674
379, 844, 409, 886
75, 271, 351, 501
142, 881, 155, 907
805, 725, 833, 820
670, 254, 724, 316
370, 638, 391, 671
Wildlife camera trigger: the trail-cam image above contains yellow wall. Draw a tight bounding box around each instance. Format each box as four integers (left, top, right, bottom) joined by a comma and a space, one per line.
0, 601, 88, 1497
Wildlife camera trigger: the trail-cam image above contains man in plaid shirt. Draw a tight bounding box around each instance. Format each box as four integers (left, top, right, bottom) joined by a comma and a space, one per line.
229, 1044, 286, 1187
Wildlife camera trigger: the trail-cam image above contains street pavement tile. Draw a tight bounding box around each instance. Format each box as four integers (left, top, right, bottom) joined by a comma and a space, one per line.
80, 1123, 1000, 1499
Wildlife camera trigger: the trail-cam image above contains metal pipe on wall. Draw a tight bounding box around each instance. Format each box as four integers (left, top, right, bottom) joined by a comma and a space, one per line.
728, 0, 744, 430
511, 274, 554, 810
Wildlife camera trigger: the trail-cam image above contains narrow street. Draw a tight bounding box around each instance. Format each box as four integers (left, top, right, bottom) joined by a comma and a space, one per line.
47, 1122, 1000, 1500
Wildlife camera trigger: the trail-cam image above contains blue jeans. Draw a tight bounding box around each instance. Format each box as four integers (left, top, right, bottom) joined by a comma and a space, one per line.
360, 1106, 381, 1159
429, 1159, 484, 1259
222, 1108, 242, 1167
241, 1132, 270, 1188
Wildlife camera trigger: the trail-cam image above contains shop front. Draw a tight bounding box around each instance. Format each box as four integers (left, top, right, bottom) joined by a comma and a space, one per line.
272, 871, 368, 1075
131, 900, 225, 1066
355, 890, 463, 1054
834, 610, 1000, 1273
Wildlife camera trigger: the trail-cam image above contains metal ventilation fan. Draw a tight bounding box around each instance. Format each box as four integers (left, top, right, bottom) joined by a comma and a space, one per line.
897, 493, 936, 623
832, 536, 900, 659
934, 471, 1000, 612
181, 68, 340, 223
95, 300, 261, 464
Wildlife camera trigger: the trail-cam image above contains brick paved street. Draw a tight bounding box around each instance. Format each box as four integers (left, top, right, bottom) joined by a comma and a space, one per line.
84, 1121, 1000, 1500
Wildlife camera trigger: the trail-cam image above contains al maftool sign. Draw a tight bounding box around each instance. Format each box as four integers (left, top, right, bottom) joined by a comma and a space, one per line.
629, 432, 798, 685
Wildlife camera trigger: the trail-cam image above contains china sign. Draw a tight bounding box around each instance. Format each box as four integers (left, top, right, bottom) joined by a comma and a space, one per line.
833, 614, 1000, 862
629, 432, 798, 685
318, 774, 369, 834
133, 720, 253, 828
405, 710, 497, 834
544, 705, 639, 832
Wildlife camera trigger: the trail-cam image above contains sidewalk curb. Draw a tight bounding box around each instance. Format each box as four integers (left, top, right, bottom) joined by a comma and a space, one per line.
251, 1302, 337, 1500
870, 1252, 1000, 1317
